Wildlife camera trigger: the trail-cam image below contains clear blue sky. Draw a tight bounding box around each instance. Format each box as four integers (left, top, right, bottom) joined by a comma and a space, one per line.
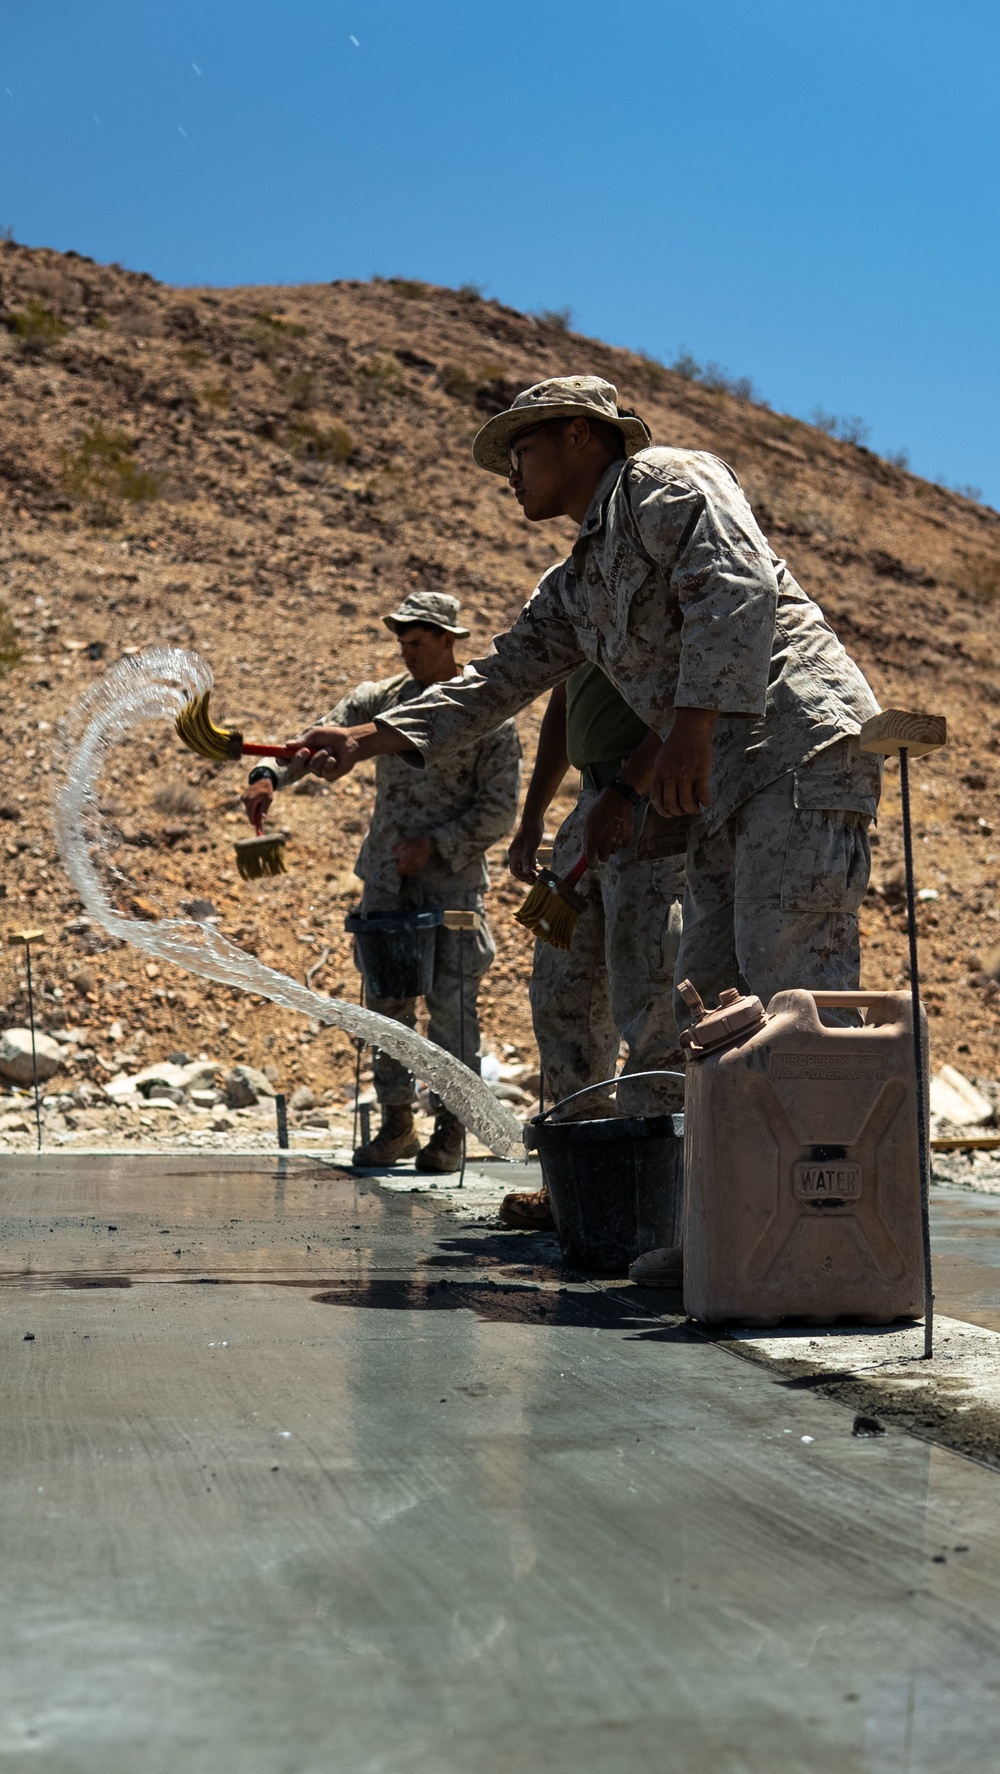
4, 1, 998, 506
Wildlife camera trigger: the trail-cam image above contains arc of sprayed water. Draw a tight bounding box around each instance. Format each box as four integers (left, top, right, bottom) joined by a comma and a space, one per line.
53, 647, 524, 1159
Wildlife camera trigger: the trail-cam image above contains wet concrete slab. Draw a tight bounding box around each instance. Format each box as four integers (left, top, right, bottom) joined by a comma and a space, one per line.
3, 1155, 1000, 1771
927, 1185, 1000, 1334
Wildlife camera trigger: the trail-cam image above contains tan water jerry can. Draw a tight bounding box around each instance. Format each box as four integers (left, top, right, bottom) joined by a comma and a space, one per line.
681, 987, 927, 1325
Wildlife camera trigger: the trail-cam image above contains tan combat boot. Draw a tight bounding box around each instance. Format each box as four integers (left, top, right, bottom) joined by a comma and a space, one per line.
353, 1105, 419, 1167
415, 1107, 465, 1174
499, 1189, 555, 1231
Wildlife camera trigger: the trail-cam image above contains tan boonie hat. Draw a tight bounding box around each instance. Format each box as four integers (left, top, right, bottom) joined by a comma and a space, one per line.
472, 375, 651, 475
382, 590, 470, 637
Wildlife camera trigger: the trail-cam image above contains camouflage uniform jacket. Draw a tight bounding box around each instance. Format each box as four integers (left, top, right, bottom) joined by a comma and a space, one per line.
377, 449, 881, 831
270, 673, 520, 891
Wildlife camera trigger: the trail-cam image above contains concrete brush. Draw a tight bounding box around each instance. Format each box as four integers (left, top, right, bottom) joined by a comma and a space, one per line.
174, 689, 314, 881
236, 812, 289, 881
174, 688, 315, 767
514, 854, 587, 950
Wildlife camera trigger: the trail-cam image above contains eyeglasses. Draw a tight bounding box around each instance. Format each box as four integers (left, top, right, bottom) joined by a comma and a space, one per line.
508, 422, 548, 475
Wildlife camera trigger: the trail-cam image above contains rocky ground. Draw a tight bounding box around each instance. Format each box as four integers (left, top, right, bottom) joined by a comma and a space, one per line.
0, 1035, 527, 1161
2, 240, 1000, 1149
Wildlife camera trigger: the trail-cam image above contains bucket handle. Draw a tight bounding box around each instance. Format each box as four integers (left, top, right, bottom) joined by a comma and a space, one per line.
532, 1070, 685, 1127
810, 991, 901, 1008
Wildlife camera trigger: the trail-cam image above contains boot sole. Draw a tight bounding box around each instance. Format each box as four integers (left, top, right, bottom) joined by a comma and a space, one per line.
352, 1141, 420, 1167
414, 1152, 464, 1174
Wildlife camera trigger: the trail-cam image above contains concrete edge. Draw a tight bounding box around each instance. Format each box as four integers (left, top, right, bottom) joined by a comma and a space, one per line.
715, 1314, 1000, 1471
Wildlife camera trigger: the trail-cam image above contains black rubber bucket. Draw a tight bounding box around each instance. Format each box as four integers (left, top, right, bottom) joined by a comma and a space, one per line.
528, 1104, 684, 1274
345, 907, 443, 1000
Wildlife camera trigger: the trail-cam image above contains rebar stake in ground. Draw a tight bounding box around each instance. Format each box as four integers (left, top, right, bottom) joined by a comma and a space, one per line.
11, 930, 45, 1153
861, 708, 947, 1360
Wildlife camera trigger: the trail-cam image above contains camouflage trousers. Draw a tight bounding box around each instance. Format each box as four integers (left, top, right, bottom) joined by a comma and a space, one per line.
357, 880, 495, 1107
530, 791, 686, 1116
676, 759, 874, 1031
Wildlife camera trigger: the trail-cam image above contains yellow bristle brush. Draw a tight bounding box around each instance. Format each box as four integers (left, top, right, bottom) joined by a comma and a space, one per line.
174, 689, 313, 881
513, 854, 588, 951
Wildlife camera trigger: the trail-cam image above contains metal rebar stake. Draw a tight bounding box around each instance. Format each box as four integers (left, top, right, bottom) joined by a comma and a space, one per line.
457, 925, 467, 1188
898, 748, 934, 1359
24, 940, 42, 1153
352, 979, 365, 1158
443, 909, 482, 1189
275, 1092, 289, 1151
11, 930, 44, 1152
860, 710, 946, 1363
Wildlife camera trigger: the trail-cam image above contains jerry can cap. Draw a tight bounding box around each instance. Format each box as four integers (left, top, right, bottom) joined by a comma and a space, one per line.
678, 980, 768, 1058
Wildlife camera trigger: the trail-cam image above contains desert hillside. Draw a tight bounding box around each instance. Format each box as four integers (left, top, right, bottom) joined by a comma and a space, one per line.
2, 241, 1000, 1108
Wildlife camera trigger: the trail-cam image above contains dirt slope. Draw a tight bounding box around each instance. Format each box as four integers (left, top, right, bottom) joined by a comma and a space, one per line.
2, 241, 1000, 1101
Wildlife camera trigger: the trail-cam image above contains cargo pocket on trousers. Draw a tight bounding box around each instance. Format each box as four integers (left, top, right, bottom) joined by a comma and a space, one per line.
647, 860, 685, 980
779, 810, 871, 915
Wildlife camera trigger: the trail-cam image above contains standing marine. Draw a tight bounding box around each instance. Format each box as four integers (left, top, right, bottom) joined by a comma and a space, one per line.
502, 664, 685, 1228
284, 377, 882, 1036
243, 590, 520, 1173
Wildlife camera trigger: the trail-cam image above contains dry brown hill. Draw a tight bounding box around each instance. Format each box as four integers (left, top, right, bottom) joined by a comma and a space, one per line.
2, 240, 1000, 1102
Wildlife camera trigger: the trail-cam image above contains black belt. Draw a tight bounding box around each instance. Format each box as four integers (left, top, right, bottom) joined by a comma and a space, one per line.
580, 760, 629, 792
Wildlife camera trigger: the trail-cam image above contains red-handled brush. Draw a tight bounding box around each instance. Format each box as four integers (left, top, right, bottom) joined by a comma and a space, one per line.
174, 692, 298, 879
174, 689, 320, 765
513, 854, 588, 951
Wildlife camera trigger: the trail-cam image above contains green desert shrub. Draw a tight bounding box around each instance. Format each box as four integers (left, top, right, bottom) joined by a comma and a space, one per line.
283, 416, 354, 462
0, 602, 21, 675
61, 424, 160, 520
965, 556, 1000, 604
439, 359, 507, 404
354, 352, 403, 401
248, 311, 308, 363
8, 297, 68, 353
384, 278, 428, 299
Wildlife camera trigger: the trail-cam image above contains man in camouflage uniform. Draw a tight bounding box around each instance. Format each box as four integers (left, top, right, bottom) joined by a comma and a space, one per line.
503, 664, 686, 1228
242, 591, 520, 1172
287, 377, 882, 1048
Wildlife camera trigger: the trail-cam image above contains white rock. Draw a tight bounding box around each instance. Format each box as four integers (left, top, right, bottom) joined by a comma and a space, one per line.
0, 1112, 31, 1133
178, 1061, 220, 1093
104, 1075, 139, 1100
930, 1064, 994, 1129
104, 1059, 216, 1104
225, 1065, 276, 1109
0, 1029, 64, 1086
480, 1052, 501, 1086
135, 1062, 191, 1091
190, 1088, 221, 1109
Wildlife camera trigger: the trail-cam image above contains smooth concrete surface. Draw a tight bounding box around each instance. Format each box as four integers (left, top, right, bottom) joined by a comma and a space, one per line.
3, 1157, 1000, 1771
927, 1185, 1000, 1333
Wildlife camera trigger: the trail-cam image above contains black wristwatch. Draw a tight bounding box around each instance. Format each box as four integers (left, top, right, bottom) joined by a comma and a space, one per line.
248, 766, 278, 789
607, 775, 641, 808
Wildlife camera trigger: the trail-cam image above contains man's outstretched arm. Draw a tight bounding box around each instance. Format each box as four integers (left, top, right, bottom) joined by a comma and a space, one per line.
286, 718, 409, 783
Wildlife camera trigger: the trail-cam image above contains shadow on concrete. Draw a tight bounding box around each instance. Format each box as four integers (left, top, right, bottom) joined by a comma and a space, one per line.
423, 1230, 563, 1268
310, 1276, 687, 1331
